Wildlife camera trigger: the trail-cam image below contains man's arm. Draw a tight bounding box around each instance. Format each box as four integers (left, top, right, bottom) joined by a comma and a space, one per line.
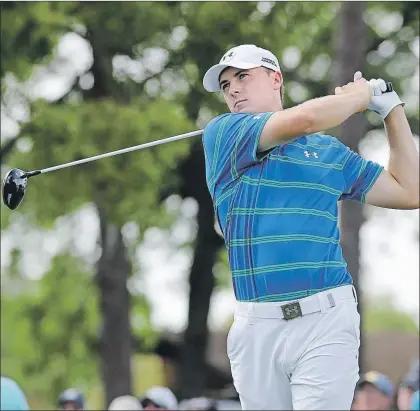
365, 105, 419, 209
258, 80, 371, 152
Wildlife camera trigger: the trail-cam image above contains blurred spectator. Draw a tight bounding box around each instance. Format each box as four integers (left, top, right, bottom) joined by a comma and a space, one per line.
179, 397, 242, 410
214, 399, 241, 410
139, 386, 178, 410
0, 376, 30, 410
108, 395, 143, 410
411, 390, 420, 411
57, 388, 84, 410
397, 360, 420, 410
179, 397, 217, 410
351, 371, 394, 410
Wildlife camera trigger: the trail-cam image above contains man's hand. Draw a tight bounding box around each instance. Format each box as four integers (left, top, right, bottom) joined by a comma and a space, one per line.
354, 71, 405, 120
334, 73, 372, 112
359, 68, 418, 210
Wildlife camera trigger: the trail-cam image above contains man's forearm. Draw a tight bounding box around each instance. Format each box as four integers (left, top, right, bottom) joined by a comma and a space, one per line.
258, 82, 369, 151
302, 92, 366, 134
384, 105, 419, 202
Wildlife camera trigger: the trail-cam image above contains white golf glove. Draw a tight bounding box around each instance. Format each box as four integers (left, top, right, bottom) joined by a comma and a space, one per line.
354, 71, 404, 120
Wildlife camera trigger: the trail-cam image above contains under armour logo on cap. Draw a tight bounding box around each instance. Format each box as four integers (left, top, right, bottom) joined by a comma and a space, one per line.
222, 51, 235, 62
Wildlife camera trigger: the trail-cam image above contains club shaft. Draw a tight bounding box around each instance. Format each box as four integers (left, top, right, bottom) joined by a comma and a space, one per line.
27, 81, 394, 176
37, 129, 203, 175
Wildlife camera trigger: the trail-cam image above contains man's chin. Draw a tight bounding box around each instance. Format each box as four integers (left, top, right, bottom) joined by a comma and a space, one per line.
233, 107, 253, 114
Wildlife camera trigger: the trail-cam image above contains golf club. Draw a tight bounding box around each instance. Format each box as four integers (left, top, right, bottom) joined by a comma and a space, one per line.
1, 80, 394, 211
2, 129, 203, 210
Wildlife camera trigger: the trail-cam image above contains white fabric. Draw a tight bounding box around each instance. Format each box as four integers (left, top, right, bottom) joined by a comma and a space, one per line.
203, 44, 281, 92
227, 285, 361, 410
216, 399, 242, 410
354, 71, 405, 119
179, 398, 242, 410
234, 284, 355, 320
144, 386, 178, 410
108, 395, 143, 410
368, 77, 405, 119
179, 397, 212, 410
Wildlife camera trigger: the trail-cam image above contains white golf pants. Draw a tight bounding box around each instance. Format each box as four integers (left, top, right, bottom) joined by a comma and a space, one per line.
227, 285, 360, 410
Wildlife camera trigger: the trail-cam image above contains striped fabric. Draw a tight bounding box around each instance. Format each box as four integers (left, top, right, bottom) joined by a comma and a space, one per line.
202, 113, 383, 302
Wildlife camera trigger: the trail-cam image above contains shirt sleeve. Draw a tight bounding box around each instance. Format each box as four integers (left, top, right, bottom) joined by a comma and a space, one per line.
202, 112, 274, 190
335, 139, 384, 203
411, 390, 420, 411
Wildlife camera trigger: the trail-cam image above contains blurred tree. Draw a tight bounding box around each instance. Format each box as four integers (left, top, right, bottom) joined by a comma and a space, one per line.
0, 2, 80, 161
161, 2, 418, 397
1, 1, 418, 404
331, 1, 370, 372
1, 253, 99, 403
172, 145, 225, 399
167, 2, 419, 395
2, 2, 193, 406
363, 294, 419, 333
331, 1, 418, 371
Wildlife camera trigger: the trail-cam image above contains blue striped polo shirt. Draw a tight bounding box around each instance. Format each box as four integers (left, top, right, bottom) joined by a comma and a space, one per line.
202, 112, 383, 302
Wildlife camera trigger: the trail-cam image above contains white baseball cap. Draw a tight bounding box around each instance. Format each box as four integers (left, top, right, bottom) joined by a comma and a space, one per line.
203, 44, 281, 92
142, 386, 178, 410
108, 395, 143, 410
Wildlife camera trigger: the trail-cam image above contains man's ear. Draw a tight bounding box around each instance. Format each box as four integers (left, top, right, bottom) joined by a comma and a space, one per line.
273, 71, 283, 91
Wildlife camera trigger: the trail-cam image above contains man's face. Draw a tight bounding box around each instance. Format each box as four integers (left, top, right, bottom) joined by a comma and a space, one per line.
59, 402, 83, 411
142, 399, 167, 410
219, 66, 282, 114
397, 386, 415, 410
144, 404, 167, 410
352, 383, 391, 410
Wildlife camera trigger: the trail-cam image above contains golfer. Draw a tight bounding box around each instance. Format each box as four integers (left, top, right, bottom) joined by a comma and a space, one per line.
201, 44, 419, 410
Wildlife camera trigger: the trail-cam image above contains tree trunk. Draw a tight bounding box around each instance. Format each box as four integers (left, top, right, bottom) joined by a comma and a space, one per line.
0, 136, 19, 164
174, 142, 225, 399
81, 22, 134, 403
332, 1, 368, 372
177, 200, 224, 399
95, 202, 133, 406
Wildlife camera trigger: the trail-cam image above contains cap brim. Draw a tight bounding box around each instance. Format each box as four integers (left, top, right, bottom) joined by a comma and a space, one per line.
203, 62, 261, 92
357, 379, 392, 397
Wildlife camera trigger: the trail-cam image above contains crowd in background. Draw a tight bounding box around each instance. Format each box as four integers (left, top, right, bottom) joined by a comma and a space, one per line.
1, 358, 419, 410
350, 359, 419, 411
0, 378, 241, 411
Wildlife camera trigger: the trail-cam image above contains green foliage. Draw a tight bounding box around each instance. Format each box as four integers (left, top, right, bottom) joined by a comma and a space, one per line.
78, 2, 182, 53
213, 247, 231, 291
0, 2, 78, 81
1, 1, 418, 405
1, 252, 99, 403
363, 294, 419, 333
3, 98, 194, 228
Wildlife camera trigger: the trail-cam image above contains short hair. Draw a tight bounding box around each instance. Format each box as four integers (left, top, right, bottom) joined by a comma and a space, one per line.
264, 67, 285, 105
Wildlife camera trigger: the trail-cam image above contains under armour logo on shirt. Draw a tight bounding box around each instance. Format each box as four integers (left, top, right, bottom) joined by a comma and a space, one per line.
253, 115, 262, 120
304, 151, 318, 158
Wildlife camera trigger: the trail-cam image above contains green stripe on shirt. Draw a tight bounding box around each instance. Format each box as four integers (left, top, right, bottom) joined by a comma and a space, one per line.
231, 207, 338, 221
269, 154, 346, 170
211, 116, 230, 176
361, 165, 384, 203
229, 234, 340, 247
232, 261, 347, 277
241, 176, 342, 196
245, 285, 341, 302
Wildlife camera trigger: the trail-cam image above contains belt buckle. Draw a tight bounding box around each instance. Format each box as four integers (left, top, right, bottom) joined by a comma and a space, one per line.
281, 302, 302, 320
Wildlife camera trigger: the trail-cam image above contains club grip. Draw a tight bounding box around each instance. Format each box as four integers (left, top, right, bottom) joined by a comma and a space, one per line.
385, 82, 393, 93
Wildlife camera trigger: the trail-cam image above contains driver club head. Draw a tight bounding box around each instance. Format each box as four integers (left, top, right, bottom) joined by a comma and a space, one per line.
2, 168, 28, 210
